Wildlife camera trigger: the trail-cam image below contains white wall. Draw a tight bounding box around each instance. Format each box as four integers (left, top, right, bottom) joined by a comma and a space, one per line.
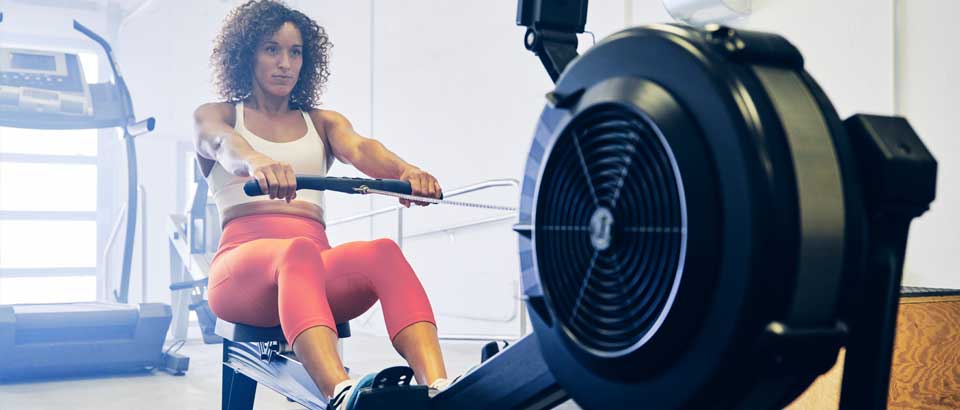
896, 1, 960, 289
736, 0, 895, 117
634, 0, 895, 115
0, 0, 116, 49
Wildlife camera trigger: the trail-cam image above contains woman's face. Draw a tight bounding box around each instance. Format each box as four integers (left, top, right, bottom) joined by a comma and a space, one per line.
253, 22, 303, 99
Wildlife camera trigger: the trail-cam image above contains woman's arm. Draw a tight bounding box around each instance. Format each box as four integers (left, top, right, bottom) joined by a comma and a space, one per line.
312, 110, 442, 206
194, 102, 297, 201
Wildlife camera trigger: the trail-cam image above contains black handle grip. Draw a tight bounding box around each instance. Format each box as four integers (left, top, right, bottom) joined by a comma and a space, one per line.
243, 176, 414, 196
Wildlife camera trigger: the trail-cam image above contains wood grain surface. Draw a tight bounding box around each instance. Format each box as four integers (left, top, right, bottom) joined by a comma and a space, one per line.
787, 296, 960, 410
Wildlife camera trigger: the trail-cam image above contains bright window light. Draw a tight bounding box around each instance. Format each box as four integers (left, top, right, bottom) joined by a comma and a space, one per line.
0, 127, 98, 156
0, 50, 101, 305
0, 276, 96, 304
0, 162, 97, 211
77, 51, 99, 83
0, 220, 97, 268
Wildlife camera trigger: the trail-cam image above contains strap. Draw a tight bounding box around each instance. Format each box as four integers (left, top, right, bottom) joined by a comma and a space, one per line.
302, 109, 318, 135
234, 101, 245, 131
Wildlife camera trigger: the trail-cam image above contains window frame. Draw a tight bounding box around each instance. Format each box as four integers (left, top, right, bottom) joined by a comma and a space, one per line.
0, 40, 114, 304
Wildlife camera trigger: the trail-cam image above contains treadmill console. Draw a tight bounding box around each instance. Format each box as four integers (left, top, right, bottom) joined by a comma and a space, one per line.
0, 48, 94, 116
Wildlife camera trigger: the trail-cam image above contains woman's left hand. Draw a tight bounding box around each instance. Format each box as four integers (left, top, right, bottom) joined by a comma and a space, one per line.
398, 167, 442, 207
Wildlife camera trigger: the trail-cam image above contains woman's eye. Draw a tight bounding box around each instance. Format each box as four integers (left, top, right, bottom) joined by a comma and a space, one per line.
292, 49, 302, 57
266, 46, 277, 54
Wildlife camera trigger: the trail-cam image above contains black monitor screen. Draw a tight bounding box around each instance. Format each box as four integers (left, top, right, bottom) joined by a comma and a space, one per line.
11, 52, 57, 71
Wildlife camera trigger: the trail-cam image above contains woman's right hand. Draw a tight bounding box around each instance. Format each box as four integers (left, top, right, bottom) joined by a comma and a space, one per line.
245, 154, 297, 202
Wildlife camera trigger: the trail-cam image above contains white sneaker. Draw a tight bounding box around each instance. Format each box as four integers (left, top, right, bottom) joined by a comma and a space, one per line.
330, 373, 376, 410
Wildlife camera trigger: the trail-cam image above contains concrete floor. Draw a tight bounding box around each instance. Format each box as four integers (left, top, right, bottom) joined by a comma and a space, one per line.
0, 330, 580, 409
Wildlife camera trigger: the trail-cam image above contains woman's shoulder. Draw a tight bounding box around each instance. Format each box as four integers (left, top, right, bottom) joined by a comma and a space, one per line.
306, 108, 351, 129
197, 101, 236, 112
195, 101, 237, 126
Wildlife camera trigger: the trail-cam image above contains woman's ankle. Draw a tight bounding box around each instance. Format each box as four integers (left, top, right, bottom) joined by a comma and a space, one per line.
325, 376, 352, 398
428, 377, 451, 390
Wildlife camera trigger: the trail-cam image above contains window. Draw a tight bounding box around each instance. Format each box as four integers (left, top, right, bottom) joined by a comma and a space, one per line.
0, 52, 101, 304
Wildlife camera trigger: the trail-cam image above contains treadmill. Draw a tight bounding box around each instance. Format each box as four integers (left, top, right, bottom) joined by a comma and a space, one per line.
0, 15, 176, 381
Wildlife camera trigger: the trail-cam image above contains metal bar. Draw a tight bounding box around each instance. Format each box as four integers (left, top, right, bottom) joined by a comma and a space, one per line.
326, 205, 400, 226
101, 205, 127, 300
432, 335, 568, 410
520, 287, 530, 338
0, 211, 97, 220
0, 153, 98, 164
0, 267, 97, 278
325, 179, 520, 228
442, 178, 520, 196
115, 130, 139, 304
397, 207, 404, 249
169, 242, 190, 342
326, 178, 526, 340
439, 334, 527, 342
139, 185, 147, 302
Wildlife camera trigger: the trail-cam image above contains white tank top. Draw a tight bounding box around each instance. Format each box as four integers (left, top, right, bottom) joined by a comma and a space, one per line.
206, 102, 334, 223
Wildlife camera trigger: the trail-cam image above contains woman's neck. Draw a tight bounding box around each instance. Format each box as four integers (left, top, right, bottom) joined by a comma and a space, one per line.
247, 86, 291, 114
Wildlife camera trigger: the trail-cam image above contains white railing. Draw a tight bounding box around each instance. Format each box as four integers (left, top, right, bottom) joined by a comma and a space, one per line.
326, 178, 527, 341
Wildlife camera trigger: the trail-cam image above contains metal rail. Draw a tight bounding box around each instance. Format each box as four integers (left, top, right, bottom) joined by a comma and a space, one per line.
326, 178, 527, 340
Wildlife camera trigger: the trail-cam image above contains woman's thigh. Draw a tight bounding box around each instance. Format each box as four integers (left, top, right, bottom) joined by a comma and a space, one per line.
208, 238, 291, 327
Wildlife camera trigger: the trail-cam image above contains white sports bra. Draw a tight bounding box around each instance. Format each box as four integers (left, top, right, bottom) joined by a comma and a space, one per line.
206, 101, 334, 223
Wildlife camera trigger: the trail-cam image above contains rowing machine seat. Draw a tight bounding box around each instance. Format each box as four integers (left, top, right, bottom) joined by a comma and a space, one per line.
215, 320, 351, 342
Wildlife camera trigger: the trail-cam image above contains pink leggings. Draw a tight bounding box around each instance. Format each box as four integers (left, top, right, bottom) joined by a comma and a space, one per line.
207, 213, 436, 346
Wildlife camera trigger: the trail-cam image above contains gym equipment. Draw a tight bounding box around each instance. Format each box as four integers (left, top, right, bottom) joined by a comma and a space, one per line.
243, 176, 518, 211
0, 16, 177, 381
217, 321, 354, 410
215, 0, 937, 408
511, 1, 935, 409
164, 165, 224, 374
661, 0, 751, 26
165, 159, 236, 374
168, 165, 223, 346
0, 47, 94, 117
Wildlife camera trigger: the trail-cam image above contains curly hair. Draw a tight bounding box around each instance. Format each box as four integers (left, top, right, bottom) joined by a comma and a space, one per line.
211, 0, 332, 110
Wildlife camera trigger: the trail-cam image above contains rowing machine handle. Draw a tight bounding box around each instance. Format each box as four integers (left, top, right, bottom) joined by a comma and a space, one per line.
243, 176, 413, 196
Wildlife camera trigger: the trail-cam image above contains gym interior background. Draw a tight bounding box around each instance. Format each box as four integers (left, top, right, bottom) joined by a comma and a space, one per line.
0, 0, 957, 409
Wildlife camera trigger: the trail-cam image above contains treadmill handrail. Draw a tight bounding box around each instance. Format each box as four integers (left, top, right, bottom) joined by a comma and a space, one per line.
72, 20, 132, 122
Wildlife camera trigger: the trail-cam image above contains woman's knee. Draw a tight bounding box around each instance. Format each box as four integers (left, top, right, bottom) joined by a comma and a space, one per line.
284, 236, 325, 258
367, 238, 402, 257
277, 237, 326, 279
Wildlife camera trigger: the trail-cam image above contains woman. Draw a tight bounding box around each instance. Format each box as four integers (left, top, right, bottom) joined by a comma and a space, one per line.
194, 1, 449, 407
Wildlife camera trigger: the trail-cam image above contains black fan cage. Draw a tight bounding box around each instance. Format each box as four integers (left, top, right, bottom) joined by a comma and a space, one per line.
534, 103, 687, 356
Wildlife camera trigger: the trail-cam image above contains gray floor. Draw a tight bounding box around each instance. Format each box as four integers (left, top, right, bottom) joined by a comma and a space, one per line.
0, 330, 580, 409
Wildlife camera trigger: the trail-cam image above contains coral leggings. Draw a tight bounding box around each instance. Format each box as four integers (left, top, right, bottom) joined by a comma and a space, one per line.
207, 213, 436, 346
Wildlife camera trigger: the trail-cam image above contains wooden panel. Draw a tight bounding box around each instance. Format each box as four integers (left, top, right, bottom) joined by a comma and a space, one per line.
787, 296, 960, 410
888, 297, 960, 410
788, 349, 845, 410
